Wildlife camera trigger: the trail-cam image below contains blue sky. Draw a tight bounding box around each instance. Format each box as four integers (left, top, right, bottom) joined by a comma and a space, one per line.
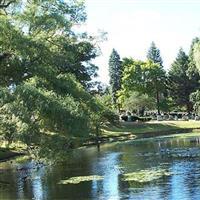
83, 0, 200, 84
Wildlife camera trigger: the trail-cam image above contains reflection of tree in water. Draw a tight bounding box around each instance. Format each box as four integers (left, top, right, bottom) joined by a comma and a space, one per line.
2, 137, 200, 199
0, 161, 18, 199
91, 152, 121, 199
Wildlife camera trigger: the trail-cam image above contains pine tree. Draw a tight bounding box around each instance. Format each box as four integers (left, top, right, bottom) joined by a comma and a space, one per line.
108, 49, 122, 105
147, 41, 163, 67
146, 42, 165, 114
168, 48, 200, 112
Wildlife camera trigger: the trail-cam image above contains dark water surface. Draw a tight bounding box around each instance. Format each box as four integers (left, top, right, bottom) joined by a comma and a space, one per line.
1, 135, 200, 200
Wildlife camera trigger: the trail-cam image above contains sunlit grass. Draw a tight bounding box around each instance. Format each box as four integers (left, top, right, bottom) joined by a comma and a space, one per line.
103, 120, 200, 137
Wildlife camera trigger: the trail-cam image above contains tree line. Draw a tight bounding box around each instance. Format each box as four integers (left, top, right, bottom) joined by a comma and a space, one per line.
108, 40, 200, 116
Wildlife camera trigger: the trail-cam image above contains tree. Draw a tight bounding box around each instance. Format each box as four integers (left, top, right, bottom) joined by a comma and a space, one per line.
123, 91, 155, 116
168, 48, 200, 112
190, 90, 200, 115
193, 40, 200, 72
188, 38, 200, 115
0, 0, 98, 88
108, 49, 122, 105
0, 0, 116, 160
147, 41, 163, 67
120, 58, 166, 114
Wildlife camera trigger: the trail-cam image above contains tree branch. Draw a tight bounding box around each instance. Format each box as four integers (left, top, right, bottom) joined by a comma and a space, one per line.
0, 0, 15, 9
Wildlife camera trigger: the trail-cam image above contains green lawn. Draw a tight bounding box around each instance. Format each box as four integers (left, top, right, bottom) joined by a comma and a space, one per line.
102, 120, 200, 137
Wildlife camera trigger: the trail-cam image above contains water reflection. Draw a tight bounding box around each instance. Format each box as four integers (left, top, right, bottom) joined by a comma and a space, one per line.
1, 135, 200, 199
91, 152, 121, 199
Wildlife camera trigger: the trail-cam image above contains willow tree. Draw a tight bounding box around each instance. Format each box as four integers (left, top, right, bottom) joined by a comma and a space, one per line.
0, 0, 115, 159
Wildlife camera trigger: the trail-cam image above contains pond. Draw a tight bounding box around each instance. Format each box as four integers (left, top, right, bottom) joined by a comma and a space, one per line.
1, 134, 200, 200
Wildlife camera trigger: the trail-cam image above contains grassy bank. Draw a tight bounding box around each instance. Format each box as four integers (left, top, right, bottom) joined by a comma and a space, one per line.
102, 120, 200, 138
1, 120, 200, 160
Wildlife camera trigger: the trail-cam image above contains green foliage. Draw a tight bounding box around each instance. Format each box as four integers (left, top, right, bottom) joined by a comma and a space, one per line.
89, 98, 118, 137
188, 38, 200, 77
0, 0, 98, 88
108, 49, 122, 104
147, 41, 163, 67
123, 91, 155, 114
96, 93, 113, 109
190, 90, 200, 115
193, 40, 200, 73
120, 58, 166, 114
168, 48, 200, 112
0, 0, 117, 160
189, 38, 200, 115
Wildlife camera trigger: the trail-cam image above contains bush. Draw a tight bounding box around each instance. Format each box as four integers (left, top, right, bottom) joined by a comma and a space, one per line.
120, 115, 151, 122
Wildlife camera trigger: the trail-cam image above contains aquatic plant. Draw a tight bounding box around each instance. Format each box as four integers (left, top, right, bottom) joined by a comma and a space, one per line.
122, 168, 171, 183
58, 175, 104, 184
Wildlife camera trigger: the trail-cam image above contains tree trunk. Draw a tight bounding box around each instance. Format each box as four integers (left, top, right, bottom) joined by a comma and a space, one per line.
156, 90, 160, 115
186, 102, 193, 113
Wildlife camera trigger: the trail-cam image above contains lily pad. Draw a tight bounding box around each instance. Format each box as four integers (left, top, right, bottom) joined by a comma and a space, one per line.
122, 169, 171, 183
58, 175, 104, 184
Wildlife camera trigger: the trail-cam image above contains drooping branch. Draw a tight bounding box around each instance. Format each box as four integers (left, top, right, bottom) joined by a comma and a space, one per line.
0, 0, 15, 9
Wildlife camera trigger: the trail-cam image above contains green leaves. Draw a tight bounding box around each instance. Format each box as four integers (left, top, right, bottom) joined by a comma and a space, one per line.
121, 59, 166, 97
147, 41, 163, 67
108, 49, 122, 105
168, 48, 200, 112
124, 91, 155, 113
193, 41, 200, 73
119, 58, 167, 114
0, 0, 113, 159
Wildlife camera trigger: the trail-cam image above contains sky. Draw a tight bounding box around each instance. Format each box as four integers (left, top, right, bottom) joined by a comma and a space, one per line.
83, 0, 200, 84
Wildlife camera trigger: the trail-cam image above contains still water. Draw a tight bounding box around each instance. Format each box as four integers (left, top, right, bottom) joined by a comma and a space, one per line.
1, 135, 200, 200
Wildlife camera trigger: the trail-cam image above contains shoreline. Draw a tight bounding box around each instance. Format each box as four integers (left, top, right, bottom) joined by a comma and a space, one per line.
1, 123, 200, 162
82, 127, 200, 147
0, 150, 24, 162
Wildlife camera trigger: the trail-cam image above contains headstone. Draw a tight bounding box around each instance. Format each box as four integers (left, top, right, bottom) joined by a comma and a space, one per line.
127, 115, 132, 122
195, 116, 200, 121
157, 115, 163, 121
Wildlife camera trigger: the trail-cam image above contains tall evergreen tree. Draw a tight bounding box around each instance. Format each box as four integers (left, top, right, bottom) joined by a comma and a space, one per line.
168, 48, 200, 112
146, 42, 166, 114
190, 38, 200, 73
147, 41, 163, 67
108, 49, 122, 105
187, 37, 200, 76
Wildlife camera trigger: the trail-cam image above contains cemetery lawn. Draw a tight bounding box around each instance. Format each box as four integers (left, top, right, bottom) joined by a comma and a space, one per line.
102, 120, 200, 138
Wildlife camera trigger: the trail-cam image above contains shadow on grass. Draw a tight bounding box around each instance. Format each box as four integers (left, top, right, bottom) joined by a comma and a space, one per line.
0, 148, 20, 161
103, 121, 200, 138
105, 122, 178, 133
